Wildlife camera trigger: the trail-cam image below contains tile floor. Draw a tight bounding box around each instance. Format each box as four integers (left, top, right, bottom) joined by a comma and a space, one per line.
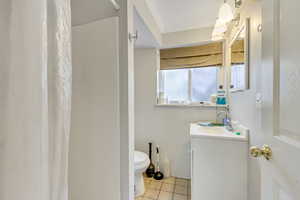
136, 175, 191, 200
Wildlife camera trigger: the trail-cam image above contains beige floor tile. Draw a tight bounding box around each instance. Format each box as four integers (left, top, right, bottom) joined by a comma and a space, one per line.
143, 197, 155, 200
174, 185, 188, 195
175, 178, 188, 184
163, 177, 176, 184
176, 178, 189, 187
161, 183, 175, 193
158, 191, 173, 200
173, 194, 188, 200
144, 189, 159, 200
152, 178, 164, 183
175, 181, 187, 187
144, 176, 153, 182
144, 178, 152, 183
139, 176, 190, 200
148, 181, 162, 190
145, 181, 151, 188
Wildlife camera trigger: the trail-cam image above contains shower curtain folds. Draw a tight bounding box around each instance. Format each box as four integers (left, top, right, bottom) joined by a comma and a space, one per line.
0, 1, 72, 200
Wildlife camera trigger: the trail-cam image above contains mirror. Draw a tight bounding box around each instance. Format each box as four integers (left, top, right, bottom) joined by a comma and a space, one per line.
229, 18, 250, 92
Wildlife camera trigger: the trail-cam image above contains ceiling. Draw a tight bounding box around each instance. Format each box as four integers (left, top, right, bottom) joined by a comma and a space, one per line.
71, 0, 227, 33
71, 0, 117, 26
134, 9, 160, 48
71, 0, 232, 47
146, 0, 225, 33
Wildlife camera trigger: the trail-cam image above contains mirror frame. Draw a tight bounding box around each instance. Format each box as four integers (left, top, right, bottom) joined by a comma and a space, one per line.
229, 18, 250, 93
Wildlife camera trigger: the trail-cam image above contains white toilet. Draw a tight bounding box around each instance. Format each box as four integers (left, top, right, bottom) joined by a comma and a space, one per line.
134, 151, 150, 197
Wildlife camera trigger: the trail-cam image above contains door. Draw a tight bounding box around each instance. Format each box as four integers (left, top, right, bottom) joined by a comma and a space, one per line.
258, 0, 300, 199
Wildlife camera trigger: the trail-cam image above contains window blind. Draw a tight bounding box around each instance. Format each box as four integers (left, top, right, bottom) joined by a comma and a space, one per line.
231, 39, 245, 64
160, 42, 223, 70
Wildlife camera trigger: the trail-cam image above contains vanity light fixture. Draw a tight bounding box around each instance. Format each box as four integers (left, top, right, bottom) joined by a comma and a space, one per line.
215, 18, 227, 33
218, 0, 234, 24
212, 0, 234, 40
212, 18, 227, 41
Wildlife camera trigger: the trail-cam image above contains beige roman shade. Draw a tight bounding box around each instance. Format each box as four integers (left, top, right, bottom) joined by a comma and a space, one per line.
160, 42, 223, 70
231, 39, 245, 64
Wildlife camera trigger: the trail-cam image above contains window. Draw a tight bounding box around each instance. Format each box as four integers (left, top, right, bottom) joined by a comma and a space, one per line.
163, 69, 189, 102
158, 42, 224, 105
191, 67, 219, 102
159, 66, 219, 104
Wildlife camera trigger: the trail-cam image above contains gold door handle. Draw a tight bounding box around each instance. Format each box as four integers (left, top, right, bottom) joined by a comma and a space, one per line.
250, 145, 272, 160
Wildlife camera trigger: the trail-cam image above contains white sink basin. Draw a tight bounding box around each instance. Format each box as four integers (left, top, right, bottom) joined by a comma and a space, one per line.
190, 122, 248, 141
196, 126, 228, 134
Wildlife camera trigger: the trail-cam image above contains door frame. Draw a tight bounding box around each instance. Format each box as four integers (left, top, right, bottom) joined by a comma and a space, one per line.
119, 0, 135, 200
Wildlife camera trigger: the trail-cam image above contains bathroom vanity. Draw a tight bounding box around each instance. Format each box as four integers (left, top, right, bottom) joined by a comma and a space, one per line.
190, 122, 248, 200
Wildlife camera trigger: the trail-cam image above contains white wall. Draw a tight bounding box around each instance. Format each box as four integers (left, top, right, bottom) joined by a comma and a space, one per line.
134, 9, 160, 48
162, 26, 214, 48
134, 48, 219, 178
226, 1, 263, 200
133, 0, 162, 46
69, 17, 120, 200
0, 1, 11, 198
0, 0, 10, 138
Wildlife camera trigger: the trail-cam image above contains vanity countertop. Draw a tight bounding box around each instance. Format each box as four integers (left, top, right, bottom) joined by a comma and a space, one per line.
190, 122, 249, 142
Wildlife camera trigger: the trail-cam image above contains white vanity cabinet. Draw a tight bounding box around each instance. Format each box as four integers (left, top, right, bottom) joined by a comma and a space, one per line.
190, 123, 248, 200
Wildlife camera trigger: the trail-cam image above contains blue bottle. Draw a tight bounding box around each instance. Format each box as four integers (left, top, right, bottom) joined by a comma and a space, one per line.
216, 85, 227, 105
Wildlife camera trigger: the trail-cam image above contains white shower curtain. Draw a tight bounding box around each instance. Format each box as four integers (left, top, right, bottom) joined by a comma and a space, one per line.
0, 0, 72, 200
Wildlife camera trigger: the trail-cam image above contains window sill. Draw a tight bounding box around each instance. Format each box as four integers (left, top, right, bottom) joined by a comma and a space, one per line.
155, 103, 227, 108
230, 88, 246, 93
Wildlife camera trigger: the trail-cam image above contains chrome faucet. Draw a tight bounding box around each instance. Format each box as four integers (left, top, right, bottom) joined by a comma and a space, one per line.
225, 117, 234, 132
217, 107, 234, 132
216, 111, 227, 120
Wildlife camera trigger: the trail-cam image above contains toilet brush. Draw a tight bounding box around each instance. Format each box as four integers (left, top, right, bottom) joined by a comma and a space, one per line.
154, 145, 164, 180
146, 143, 155, 177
